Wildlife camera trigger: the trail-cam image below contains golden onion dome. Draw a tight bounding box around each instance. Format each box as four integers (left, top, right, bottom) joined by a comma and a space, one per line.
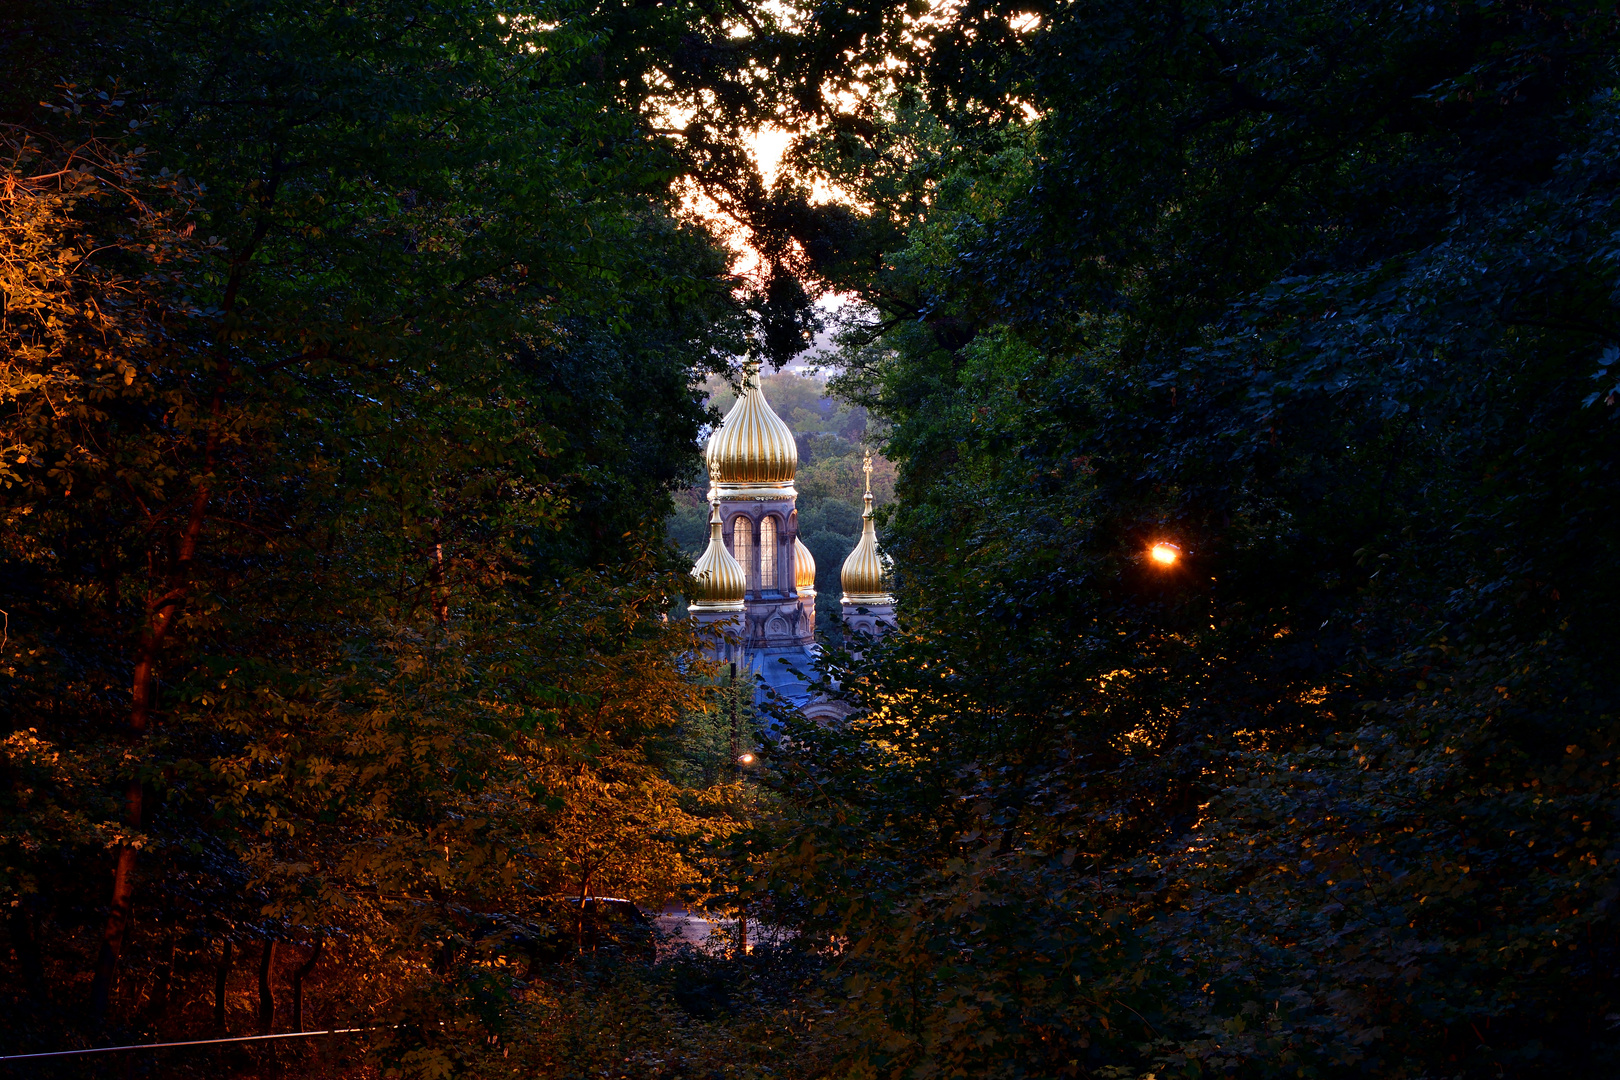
794, 536, 816, 593
705, 364, 797, 499
688, 500, 746, 611
840, 499, 890, 603
841, 452, 892, 605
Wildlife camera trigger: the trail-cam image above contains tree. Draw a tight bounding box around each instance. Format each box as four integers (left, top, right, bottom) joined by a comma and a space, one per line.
768, 1, 1620, 1076
1, 0, 756, 1060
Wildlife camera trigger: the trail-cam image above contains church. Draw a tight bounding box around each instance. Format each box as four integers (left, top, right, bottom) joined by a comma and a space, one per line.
685, 366, 895, 714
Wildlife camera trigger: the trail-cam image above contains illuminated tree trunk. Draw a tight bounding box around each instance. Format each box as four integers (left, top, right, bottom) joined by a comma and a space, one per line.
576, 874, 592, 954
86, 166, 281, 1026
430, 536, 448, 626
89, 586, 185, 1022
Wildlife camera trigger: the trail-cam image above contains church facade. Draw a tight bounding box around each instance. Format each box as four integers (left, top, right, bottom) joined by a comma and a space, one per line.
685, 366, 894, 712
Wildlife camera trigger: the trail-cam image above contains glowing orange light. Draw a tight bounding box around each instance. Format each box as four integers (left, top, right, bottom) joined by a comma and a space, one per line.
738, 753, 755, 765
1149, 543, 1180, 567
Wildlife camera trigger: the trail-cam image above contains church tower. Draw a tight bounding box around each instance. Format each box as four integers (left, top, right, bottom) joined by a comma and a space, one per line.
687, 368, 896, 708
701, 364, 815, 651
840, 451, 896, 638
686, 477, 747, 663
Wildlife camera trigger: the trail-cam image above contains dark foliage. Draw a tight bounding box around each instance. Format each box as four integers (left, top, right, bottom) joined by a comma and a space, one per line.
769, 2, 1620, 1076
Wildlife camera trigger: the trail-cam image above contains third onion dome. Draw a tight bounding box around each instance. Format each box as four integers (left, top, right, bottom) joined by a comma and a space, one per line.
840, 451, 892, 605
705, 363, 797, 500
794, 536, 816, 594
688, 496, 746, 611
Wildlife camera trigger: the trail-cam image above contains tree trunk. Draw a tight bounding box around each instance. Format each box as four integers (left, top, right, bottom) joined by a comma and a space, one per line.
291, 937, 324, 1032
87, 162, 283, 1026
738, 910, 747, 959
576, 873, 592, 955
730, 662, 740, 777
89, 718, 153, 1022
89, 503, 208, 1026
214, 938, 233, 1032
257, 938, 277, 1035
430, 537, 448, 625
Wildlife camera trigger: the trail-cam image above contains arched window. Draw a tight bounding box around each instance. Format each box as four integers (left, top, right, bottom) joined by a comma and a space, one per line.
759, 516, 777, 591
733, 516, 753, 591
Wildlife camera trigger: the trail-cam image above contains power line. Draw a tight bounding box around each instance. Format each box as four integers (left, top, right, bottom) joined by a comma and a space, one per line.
0, 1027, 369, 1063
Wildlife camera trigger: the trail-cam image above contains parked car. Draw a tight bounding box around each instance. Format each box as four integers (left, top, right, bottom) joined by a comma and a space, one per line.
512, 896, 655, 967
574, 897, 656, 962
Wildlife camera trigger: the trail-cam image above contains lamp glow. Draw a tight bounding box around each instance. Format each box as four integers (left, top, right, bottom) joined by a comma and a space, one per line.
738, 753, 755, 765
1149, 543, 1180, 567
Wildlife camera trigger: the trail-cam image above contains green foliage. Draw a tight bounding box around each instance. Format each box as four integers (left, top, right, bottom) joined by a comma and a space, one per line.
664, 674, 758, 791
9, 0, 1618, 1075
0, 0, 774, 1066
768, 1, 1620, 1077
667, 495, 716, 563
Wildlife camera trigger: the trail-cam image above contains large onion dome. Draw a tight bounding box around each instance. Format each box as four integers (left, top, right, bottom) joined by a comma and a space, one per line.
841, 452, 892, 605
705, 364, 797, 499
689, 500, 746, 611
794, 536, 816, 593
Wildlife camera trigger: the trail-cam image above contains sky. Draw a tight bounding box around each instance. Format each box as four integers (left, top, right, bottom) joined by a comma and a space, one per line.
679, 122, 852, 370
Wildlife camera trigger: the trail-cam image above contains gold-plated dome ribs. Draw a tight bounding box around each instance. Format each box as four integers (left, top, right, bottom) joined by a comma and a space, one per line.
839, 512, 889, 602
688, 498, 746, 611
794, 536, 816, 593
705, 364, 797, 499
841, 451, 892, 605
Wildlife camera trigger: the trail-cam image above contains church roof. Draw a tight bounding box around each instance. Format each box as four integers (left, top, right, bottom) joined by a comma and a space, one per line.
688, 498, 746, 610
705, 365, 797, 498
794, 536, 816, 592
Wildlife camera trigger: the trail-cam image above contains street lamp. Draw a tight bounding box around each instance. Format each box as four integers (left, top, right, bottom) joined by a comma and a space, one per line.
1149, 542, 1180, 567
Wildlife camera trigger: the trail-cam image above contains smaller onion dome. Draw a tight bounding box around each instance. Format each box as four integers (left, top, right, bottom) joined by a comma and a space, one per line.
689, 498, 746, 611
705, 363, 797, 499
794, 536, 816, 593
841, 452, 893, 605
